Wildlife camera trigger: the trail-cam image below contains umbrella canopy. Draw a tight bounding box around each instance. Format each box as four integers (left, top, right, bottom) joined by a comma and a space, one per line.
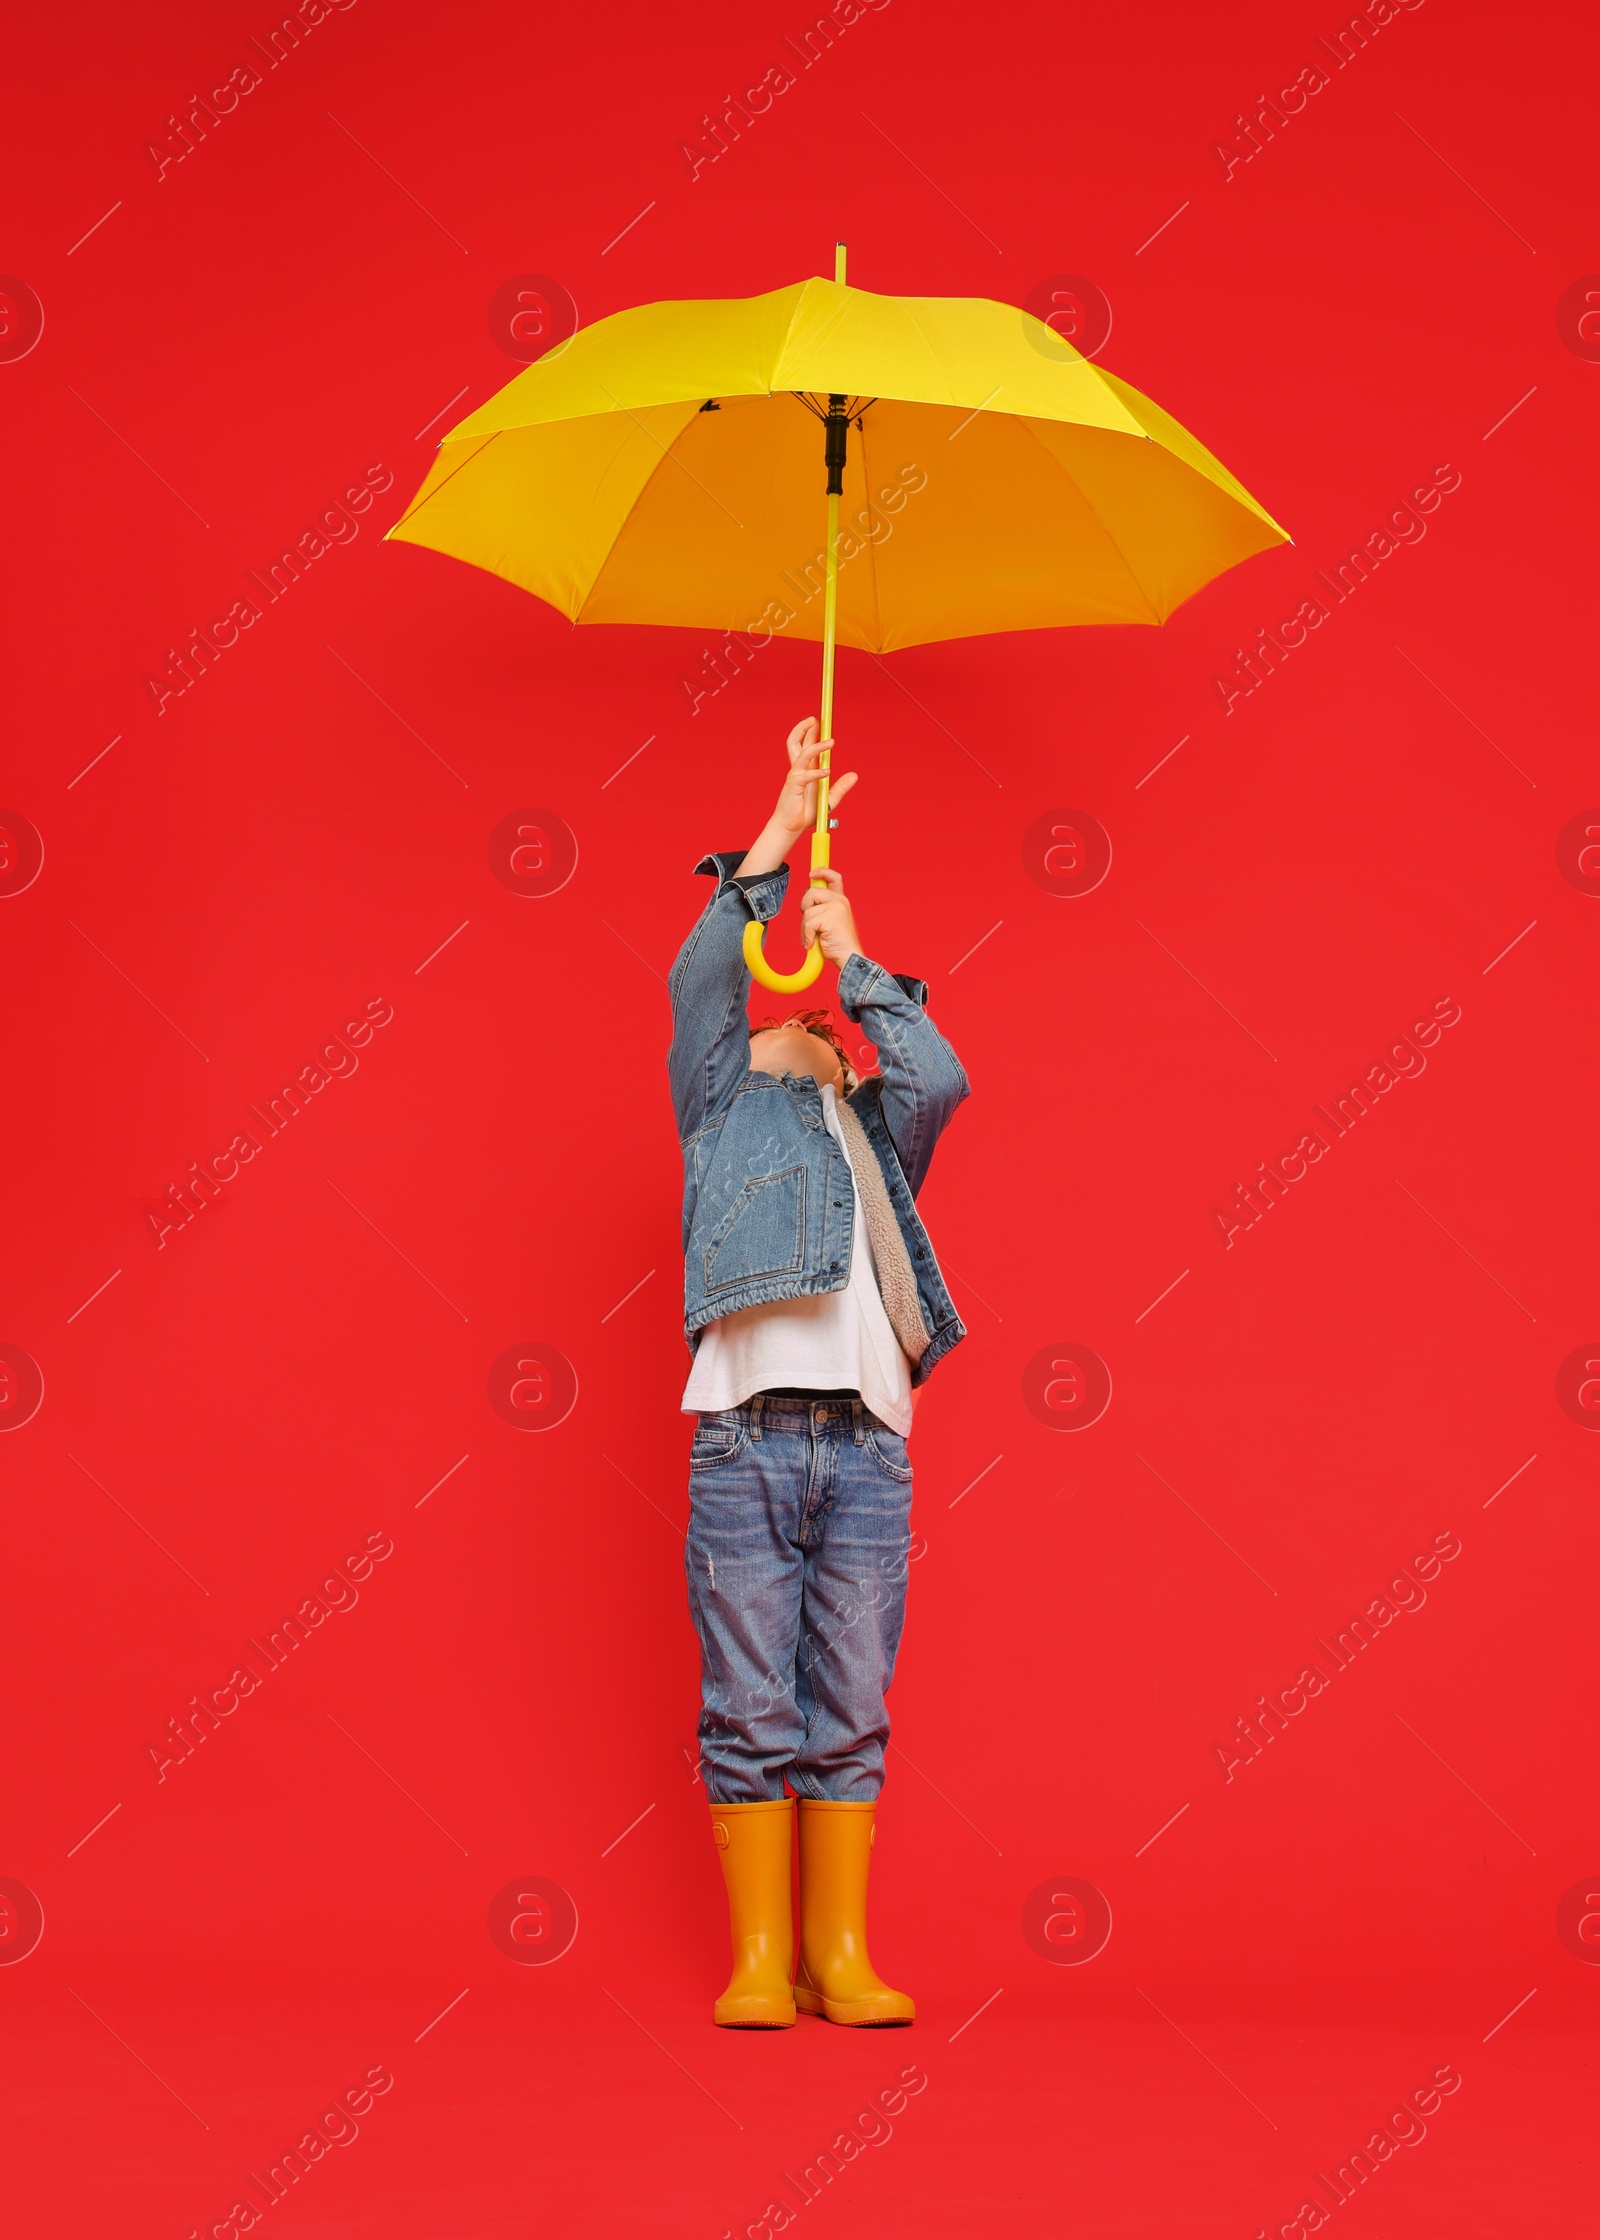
387, 274, 1288, 651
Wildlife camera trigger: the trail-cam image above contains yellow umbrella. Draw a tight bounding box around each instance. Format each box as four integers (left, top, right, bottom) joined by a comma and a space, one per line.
389, 246, 1288, 991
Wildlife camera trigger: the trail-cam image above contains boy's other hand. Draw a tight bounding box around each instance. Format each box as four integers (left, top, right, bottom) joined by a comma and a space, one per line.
733, 718, 860, 883
772, 716, 858, 838
800, 867, 861, 968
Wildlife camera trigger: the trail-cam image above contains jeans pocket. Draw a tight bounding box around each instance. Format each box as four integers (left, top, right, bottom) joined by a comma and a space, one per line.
864, 1428, 914, 1483
690, 1417, 748, 1470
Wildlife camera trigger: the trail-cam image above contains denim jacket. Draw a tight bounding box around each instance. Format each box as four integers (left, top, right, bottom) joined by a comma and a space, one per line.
668, 850, 970, 1386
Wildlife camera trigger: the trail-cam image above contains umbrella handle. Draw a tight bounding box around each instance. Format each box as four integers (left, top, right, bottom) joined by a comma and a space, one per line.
743, 828, 830, 993
741, 686, 834, 994
745, 359, 845, 998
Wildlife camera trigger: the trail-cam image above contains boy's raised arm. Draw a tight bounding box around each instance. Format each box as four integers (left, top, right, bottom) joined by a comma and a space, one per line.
667, 717, 861, 1142
796, 864, 970, 1196
666, 856, 786, 1141
838, 954, 969, 1195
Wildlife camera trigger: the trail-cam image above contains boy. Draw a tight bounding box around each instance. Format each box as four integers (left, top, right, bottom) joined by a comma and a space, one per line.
667, 716, 970, 2028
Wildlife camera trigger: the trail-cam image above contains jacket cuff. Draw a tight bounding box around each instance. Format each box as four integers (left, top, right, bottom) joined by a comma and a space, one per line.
838, 953, 930, 1016
693, 849, 790, 923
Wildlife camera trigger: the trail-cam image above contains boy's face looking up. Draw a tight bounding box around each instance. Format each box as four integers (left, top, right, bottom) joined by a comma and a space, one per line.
748, 1027, 844, 1093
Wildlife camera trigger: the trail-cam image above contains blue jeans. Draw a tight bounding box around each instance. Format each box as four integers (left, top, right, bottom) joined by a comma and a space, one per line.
685, 1395, 914, 1804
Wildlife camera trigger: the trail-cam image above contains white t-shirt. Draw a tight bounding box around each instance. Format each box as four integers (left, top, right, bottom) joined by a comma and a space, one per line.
682, 1082, 915, 1435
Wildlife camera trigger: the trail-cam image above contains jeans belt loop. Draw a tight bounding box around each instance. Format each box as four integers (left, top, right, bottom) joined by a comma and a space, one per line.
852, 1398, 866, 1444
750, 1393, 764, 1441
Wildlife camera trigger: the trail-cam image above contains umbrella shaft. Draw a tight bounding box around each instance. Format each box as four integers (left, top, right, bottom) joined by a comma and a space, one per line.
812, 488, 839, 878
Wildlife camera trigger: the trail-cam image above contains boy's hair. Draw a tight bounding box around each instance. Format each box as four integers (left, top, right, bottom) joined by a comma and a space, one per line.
749, 1008, 864, 1094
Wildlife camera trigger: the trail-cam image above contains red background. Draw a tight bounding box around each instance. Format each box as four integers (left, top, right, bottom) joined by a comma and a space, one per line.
3, 0, 1596, 2231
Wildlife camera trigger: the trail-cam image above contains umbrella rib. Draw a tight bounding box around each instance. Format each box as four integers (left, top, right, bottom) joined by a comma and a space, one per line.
1095, 365, 1286, 531
387, 432, 503, 538
571, 398, 718, 625
1016, 416, 1164, 626
895, 304, 962, 407
843, 304, 1156, 621
597, 384, 745, 529
738, 436, 786, 642
775, 277, 838, 395
779, 280, 812, 382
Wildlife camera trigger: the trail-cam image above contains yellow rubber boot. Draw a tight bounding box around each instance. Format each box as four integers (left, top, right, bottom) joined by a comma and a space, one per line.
794, 1799, 915, 2026
709, 1800, 797, 2028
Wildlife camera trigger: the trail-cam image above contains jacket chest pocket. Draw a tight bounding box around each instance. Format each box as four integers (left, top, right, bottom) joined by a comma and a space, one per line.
704, 1165, 808, 1293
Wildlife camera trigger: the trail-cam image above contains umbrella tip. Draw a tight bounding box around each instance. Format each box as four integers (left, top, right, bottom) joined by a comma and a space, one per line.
834, 242, 847, 285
